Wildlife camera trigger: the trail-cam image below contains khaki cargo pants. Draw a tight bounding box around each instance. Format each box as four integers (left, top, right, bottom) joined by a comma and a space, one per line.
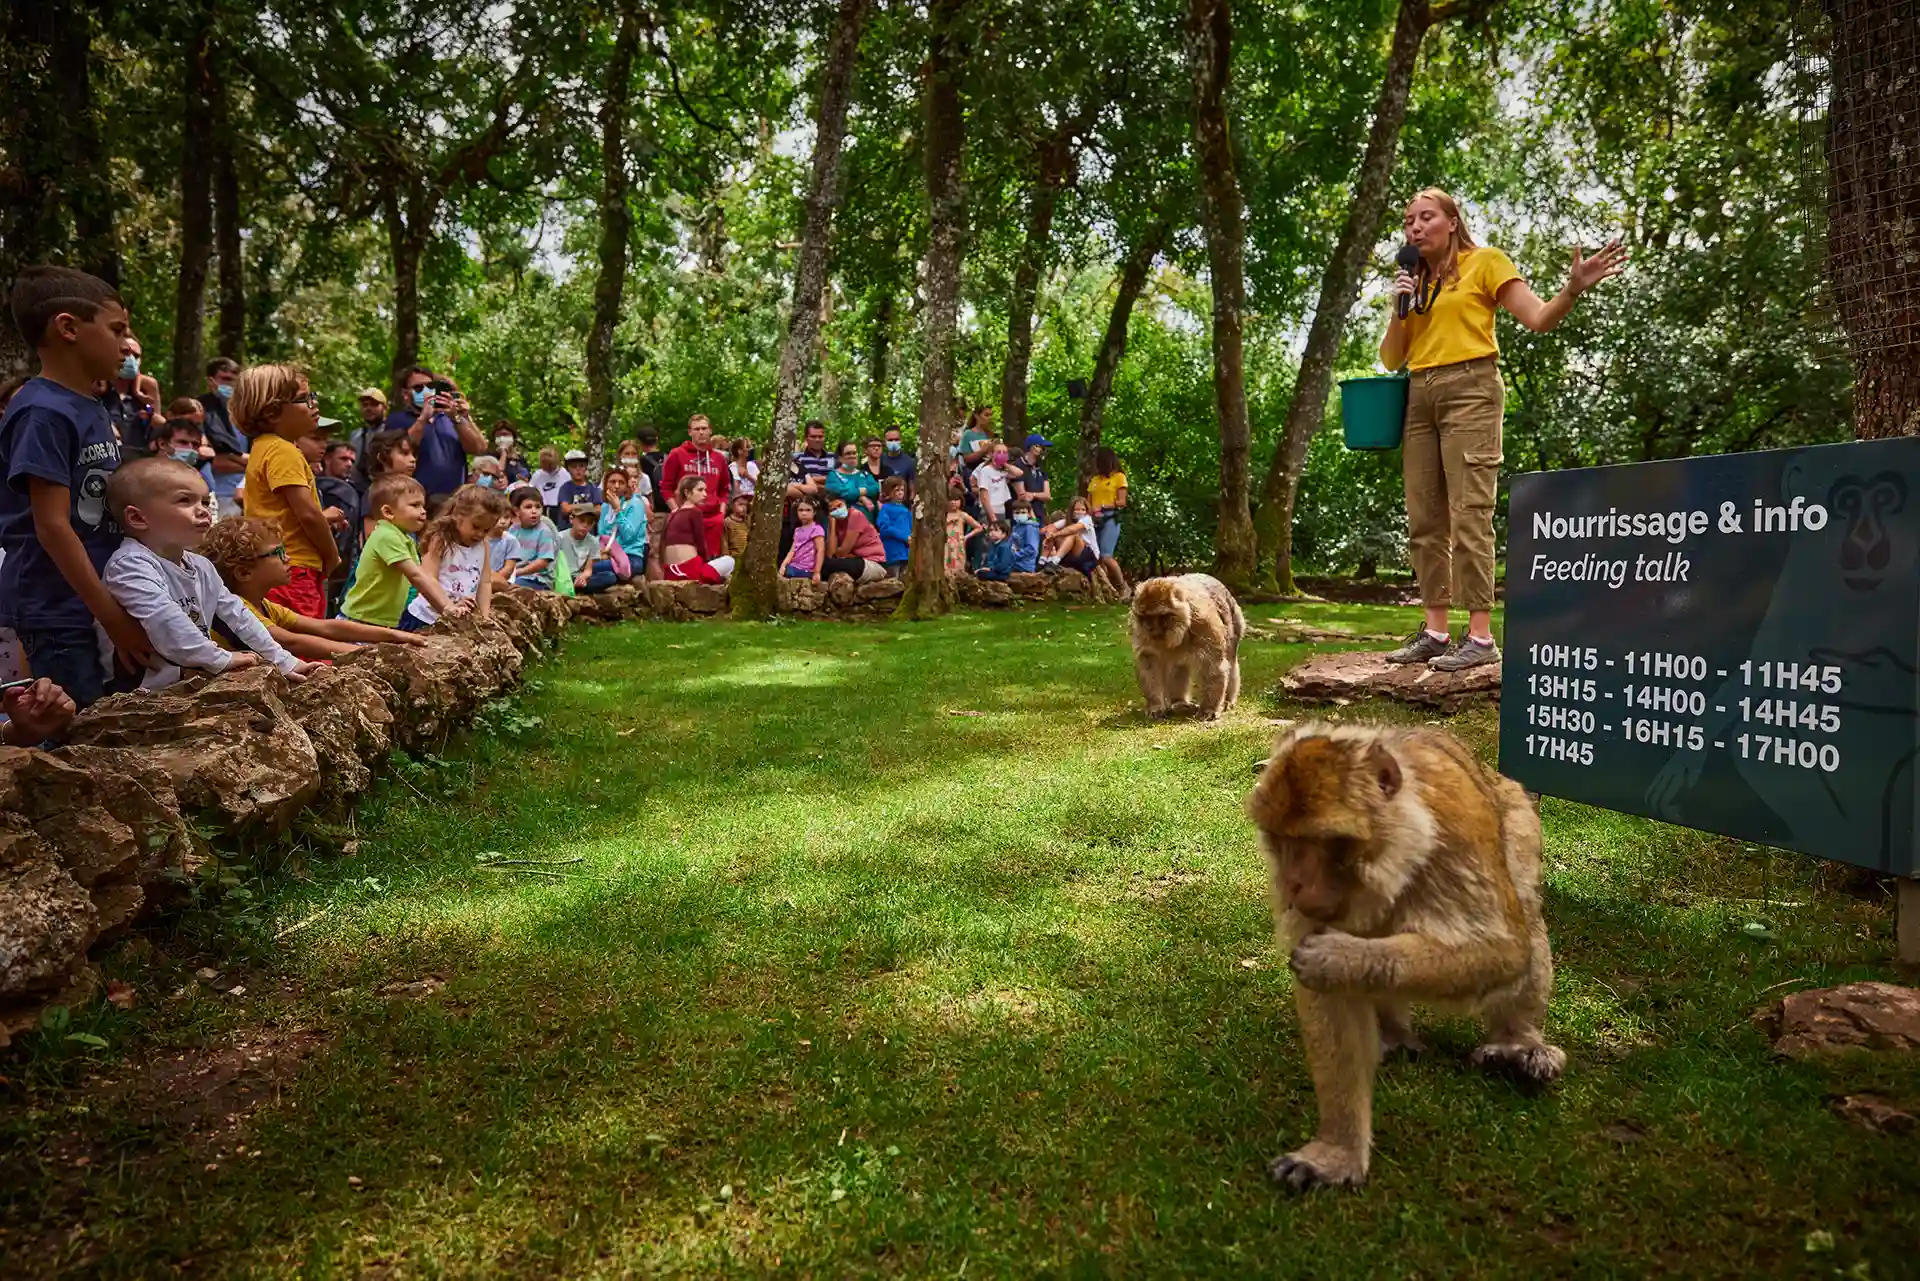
1402, 356, 1503, 613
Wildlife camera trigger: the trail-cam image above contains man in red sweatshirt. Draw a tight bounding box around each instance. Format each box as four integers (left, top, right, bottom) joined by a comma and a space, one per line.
660, 412, 729, 554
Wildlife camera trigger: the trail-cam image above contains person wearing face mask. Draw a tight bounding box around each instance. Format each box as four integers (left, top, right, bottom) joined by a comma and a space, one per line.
820, 496, 887, 583
490, 421, 531, 484
825, 440, 881, 518
970, 442, 1017, 527
103, 336, 162, 454
468, 455, 506, 491
383, 365, 488, 506
879, 425, 916, 501
199, 357, 249, 518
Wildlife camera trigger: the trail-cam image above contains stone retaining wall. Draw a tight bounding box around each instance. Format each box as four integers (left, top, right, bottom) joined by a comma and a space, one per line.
0, 570, 1128, 1045
563, 568, 1128, 624
0, 587, 573, 1046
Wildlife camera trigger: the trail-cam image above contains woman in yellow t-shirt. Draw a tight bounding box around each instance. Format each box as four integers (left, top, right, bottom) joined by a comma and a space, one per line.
1378, 187, 1625, 672
1084, 446, 1128, 559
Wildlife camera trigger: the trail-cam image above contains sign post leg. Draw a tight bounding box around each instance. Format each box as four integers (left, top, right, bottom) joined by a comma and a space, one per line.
1901, 879, 1920, 966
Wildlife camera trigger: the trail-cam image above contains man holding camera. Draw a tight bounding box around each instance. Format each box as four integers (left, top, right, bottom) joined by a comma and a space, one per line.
384, 365, 488, 506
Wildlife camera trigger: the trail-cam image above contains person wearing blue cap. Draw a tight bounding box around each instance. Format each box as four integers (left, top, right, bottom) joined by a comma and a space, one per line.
1015, 433, 1054, 523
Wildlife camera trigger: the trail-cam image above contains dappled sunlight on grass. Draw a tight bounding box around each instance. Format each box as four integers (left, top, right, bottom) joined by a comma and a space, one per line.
7, 600, 1918, 1277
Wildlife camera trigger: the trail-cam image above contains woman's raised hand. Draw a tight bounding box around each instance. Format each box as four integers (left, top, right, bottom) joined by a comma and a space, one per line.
1391, 270, 1417, 302
1569, 239, 1628, 293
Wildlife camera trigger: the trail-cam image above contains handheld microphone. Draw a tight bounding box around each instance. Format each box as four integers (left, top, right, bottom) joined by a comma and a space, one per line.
1395, 242, 1423, 319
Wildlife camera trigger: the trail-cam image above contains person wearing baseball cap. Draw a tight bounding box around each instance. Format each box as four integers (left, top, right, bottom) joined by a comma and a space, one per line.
1016, 433, 1055, 523
557, 448, 602, 518
347, 388, 389, 496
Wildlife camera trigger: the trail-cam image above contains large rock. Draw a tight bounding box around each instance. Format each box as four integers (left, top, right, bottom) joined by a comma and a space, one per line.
1008, 572, 1051, 600
1051, 571, 1090, 600
0, 825, 95, 1006
1280, 649, 1500, 713
954, 577, 1013, 607
336, 637, 503, 747
65, 668, 321, 832
283, 665, 398, 805
1763, 982, 1920, 1058
0, 745, 195, 1045
679, 581, 729, 615
856, 577, 905, 603
779, 577, 829, 615
593, 582, 651, 621
826, 573, 858, 610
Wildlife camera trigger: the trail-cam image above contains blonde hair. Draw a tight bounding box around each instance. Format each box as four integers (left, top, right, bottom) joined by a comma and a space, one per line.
1408, 187, 1480, 288
422, 483, 509, 556
230, 363, 307, 436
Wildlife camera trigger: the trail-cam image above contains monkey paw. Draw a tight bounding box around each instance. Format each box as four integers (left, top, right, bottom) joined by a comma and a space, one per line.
1268, 1146, 1366, 1193
1288, 932, 1368, 992
1470, 1041, 1567, 1088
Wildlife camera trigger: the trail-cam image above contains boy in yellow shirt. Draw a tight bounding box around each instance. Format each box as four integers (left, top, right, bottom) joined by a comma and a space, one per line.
235, 364, 339, 618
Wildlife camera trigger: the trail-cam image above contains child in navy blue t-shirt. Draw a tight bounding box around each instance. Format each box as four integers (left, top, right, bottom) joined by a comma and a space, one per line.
0, 267, 156, 705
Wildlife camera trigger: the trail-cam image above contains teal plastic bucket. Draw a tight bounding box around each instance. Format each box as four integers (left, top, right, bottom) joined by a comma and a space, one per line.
1339, 373, 1409, 450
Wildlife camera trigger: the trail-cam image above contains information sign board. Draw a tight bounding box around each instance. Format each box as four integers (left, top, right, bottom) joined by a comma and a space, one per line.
1498, 438, 1920, 875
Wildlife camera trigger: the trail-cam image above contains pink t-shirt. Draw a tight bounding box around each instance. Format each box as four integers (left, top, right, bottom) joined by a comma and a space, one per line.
789, 522, 825, 573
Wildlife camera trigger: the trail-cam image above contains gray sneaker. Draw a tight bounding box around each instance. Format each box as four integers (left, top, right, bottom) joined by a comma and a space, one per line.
1429, 636, 1500, 672
1385, 630, 1451, 665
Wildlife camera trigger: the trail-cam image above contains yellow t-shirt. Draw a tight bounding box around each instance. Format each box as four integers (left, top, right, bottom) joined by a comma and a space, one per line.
216, 597, 301, 652
1402, 246, 1522, 371
243, 434, 325, 568
1086, 471, 1128, 511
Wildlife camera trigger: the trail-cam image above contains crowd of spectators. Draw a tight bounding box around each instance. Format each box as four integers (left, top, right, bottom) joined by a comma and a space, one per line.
0, 265, 1132, 730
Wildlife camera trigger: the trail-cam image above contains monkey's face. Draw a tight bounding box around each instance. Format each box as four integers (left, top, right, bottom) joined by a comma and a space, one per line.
1271, 835, 1362, 922
1132, 580, 1192, 648
1248, 729, 1406, 929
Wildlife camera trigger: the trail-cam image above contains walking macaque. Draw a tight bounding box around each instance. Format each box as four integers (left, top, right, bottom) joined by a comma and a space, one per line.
1247, 721, 1563, 1191
1128, 573, 1245, 719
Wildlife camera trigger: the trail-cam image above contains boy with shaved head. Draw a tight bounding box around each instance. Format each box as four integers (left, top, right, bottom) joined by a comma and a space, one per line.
101, 456, 315, 691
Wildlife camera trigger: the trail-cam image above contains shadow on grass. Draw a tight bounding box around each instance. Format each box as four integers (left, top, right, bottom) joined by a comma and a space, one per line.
8, 605, 1918, 1278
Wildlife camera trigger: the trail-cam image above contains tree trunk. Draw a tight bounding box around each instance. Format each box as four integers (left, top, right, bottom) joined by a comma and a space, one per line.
210, 64, 245, 361
383, 176, 434, 380
1075, 215, 1170, 493
1827, 0, 1920, 438
171, 19, 216, 398
867, 291, 894, 425
1186, 0, 1256, 590
895, 0, 969, 622
999, 130, 1077, 441
584, 1, 643, 478
1253, 0, 1434, 593
734, 0, 871, 620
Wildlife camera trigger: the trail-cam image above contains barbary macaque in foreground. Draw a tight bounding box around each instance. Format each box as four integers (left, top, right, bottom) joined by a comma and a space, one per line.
1248, 721, 1564, 1191
1128, 573, 1245, 720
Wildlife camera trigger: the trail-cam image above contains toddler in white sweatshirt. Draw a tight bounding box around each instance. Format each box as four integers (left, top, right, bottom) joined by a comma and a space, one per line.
101, 457, 317, 691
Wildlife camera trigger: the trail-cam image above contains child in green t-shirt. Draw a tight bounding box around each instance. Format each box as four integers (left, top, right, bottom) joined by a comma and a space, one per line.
341, 474, 468, 630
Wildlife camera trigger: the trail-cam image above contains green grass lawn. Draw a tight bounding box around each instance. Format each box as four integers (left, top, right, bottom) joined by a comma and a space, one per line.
5, 602, 1917, 1278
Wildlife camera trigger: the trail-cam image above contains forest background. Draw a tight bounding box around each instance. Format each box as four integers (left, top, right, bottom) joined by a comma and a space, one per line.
0, 0, 1846, 587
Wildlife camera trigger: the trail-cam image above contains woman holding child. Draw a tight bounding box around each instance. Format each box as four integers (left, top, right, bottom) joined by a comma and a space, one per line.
1379, 188, 1625, 673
